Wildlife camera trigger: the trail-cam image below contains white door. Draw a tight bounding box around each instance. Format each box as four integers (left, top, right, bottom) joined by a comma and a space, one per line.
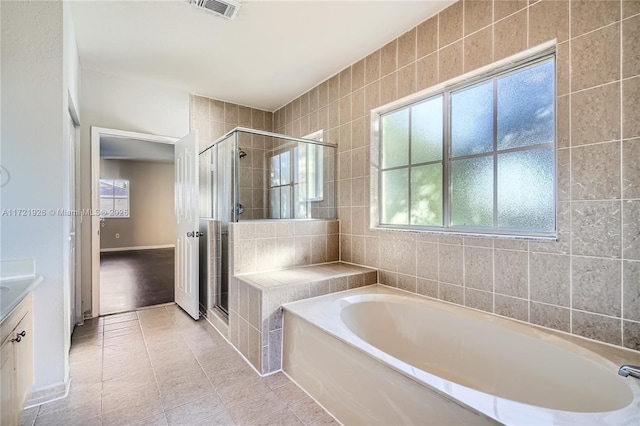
175, 132, 200, 319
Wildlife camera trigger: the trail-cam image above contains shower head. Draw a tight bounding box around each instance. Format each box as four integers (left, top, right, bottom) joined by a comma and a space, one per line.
238, 148, 247, 159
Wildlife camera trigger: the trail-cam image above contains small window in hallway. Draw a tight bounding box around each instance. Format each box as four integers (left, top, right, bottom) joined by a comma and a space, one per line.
99, 178, 130, 218
374, 54, 556, 237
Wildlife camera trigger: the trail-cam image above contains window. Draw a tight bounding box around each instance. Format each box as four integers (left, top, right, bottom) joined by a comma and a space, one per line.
99, 178, 130, 218
375, 55, 555, 237
269, 131, 324, 219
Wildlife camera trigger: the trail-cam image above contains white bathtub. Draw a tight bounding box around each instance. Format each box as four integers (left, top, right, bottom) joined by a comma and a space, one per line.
282, 285, 640, 425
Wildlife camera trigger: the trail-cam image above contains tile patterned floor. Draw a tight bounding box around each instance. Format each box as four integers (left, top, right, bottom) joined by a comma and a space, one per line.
20, 305, 338, 426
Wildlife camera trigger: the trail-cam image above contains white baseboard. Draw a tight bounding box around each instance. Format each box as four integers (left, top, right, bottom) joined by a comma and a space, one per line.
26, 379, 69, 407
100, 244, 175, 253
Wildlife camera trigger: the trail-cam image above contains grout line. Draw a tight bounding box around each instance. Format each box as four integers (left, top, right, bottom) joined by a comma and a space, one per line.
619, 1, 625, 347
568, 0, 573, 335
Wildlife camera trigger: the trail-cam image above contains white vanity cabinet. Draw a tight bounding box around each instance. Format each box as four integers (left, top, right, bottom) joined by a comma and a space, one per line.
0, 293, 34, 426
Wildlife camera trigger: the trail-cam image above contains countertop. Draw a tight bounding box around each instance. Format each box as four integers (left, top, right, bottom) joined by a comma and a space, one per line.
0, 275, 43, 323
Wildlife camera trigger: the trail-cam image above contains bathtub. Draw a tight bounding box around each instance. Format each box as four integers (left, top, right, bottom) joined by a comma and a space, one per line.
282, 285, 640, 425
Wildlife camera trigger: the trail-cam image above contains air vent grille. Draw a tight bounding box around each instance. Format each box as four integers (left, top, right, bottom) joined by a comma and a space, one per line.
190, 0, 241, 20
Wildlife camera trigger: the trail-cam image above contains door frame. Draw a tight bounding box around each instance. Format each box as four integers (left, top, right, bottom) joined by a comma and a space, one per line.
90, 127, 178, 317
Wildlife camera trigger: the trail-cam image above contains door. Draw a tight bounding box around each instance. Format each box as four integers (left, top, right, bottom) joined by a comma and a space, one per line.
175, 132, 199, 319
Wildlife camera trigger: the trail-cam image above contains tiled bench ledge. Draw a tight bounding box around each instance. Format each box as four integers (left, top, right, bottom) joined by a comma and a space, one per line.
228, 262, 378, 375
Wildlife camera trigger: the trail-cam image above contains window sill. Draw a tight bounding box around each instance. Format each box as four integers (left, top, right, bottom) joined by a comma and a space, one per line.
371, 225, 558, 242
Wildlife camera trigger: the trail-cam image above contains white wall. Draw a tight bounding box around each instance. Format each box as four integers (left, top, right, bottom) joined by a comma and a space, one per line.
1, 0, 79, 392
79, 68, 189, 316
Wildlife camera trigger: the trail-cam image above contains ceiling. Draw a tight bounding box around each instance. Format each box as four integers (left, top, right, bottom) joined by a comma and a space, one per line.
70, 0, 454, 111
100, 136, 175, 163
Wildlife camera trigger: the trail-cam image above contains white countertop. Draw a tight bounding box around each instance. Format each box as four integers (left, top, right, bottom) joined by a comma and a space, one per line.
0, 275, 43, 322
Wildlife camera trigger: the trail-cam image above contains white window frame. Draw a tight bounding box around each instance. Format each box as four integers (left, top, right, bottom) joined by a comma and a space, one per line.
99, 178, 130, 218
370, 44, 557, 239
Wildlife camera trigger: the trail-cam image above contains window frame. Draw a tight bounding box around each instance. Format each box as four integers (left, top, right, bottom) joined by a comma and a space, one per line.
99, 178, 131, 219
370, 46, 557, 239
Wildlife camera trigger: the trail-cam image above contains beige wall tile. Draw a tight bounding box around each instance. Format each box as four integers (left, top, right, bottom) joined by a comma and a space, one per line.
464, 26, 493, 72
381, 40, 398, 77
209, 99, 224, 122
494, 0, 527, 21
464, 0, 493, 35
556, 95, 570, 148
417, 278, 438, 298
398, 63, 417, 98
624, 321, 640, 351
530, 302, 570, 332
224, 102, 239, 125
328, 101, 339, 130
529, 0, 569, 46
556, 41, 570, 96
494, 249, 528, 298
465, 288, 493, 313
439, 244, 463, 285
571, 0, 620, 37
194, 95, 209, 122
571, 141, 621, 200
365, 50, 381, 85
623, 260, 640, 321
309, 87, 319, 113
439, 1, 464, 47
624, 200, 640, 259
571, 23, 620, 92
557, 148, 570, 202
623, 0, 640, 18
464, 246, 493, 291
339, 96, 351, 125
380, 72, 398, 105
623, 139, 640, 199
352, 58, 365, 91
417, 52, 438, 90
416, 242, 438, 280
351, 88, 365, 120
292, 98, 301, 121
623, 16, 640, 78
530, 253, 570, 307
318, 80, 329, 107
398, 28, 417, 68
495, 294, 528, 322
328, 75, 340, 103
623, 76, 640, 139
300, 93, 309, 118
439, 40, 463, 82
339, 67, 352, 98
571, 82, 620, 146
571, 201, 622, 258
238, 106, 252, 127
494, 10, 527, 61
572, 310, 621, 346
417, 15, 438, 58
439, 282, 464, 304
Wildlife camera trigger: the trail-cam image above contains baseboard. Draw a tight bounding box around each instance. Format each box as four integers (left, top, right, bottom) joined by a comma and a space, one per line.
25, 379, 70, 408
100, 244, 175, 253
205, 308, 229, 339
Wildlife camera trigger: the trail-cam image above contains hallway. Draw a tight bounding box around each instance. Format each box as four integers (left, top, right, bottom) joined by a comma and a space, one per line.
21, 305, 336, 426
100, 249, 175, 315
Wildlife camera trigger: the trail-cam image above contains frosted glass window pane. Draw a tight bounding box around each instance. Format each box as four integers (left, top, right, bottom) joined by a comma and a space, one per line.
270, 188, 280, 219
270, 156, 280, 186
451, 156, 494, 227
451, 81, 494, 157
498, 60, 555, 150
411, 164, 443, 226
100, 198, 114, 213
280, 151, 291, 185
498, 147, 554, 229
411, 96, 443, 164
381, 169, 408, 224
293, 146, 301, 184
382, 108, 409, 169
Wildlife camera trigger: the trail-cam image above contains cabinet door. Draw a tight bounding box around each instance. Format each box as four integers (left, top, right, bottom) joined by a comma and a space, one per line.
14, 313, 33, 411
0, 338, 17, 426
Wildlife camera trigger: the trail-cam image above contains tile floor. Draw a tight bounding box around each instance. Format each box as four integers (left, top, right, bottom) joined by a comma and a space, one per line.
20, 305, 338, 426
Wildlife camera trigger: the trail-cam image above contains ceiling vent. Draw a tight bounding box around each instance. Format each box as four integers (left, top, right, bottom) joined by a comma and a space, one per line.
190, 0, 241, 20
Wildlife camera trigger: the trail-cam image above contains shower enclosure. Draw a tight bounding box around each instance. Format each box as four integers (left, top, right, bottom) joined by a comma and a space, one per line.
199, 128, 337, 317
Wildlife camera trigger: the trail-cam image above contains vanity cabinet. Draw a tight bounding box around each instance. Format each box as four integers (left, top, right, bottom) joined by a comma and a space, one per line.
0, 293, 33, 426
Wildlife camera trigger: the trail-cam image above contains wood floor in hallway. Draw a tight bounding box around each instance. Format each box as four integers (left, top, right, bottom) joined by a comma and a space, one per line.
100, 249, 175, 315
20, 305, 337, 426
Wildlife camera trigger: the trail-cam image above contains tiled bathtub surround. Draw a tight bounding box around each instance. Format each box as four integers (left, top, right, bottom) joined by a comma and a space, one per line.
230, 220, 340, 275
272, 0, 640, 351
229, 263, 378, 374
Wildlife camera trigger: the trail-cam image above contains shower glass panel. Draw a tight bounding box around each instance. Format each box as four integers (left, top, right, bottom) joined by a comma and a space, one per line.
199, 128, 337, 319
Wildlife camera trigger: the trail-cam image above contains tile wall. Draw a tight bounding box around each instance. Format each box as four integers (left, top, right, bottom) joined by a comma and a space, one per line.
271, 0, 640, 351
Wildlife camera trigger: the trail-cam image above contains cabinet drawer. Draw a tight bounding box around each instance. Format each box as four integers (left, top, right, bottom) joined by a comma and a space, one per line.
0, 294, 32, 345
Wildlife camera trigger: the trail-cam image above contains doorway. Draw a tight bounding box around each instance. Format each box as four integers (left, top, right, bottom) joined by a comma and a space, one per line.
90, 127, 178, 316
